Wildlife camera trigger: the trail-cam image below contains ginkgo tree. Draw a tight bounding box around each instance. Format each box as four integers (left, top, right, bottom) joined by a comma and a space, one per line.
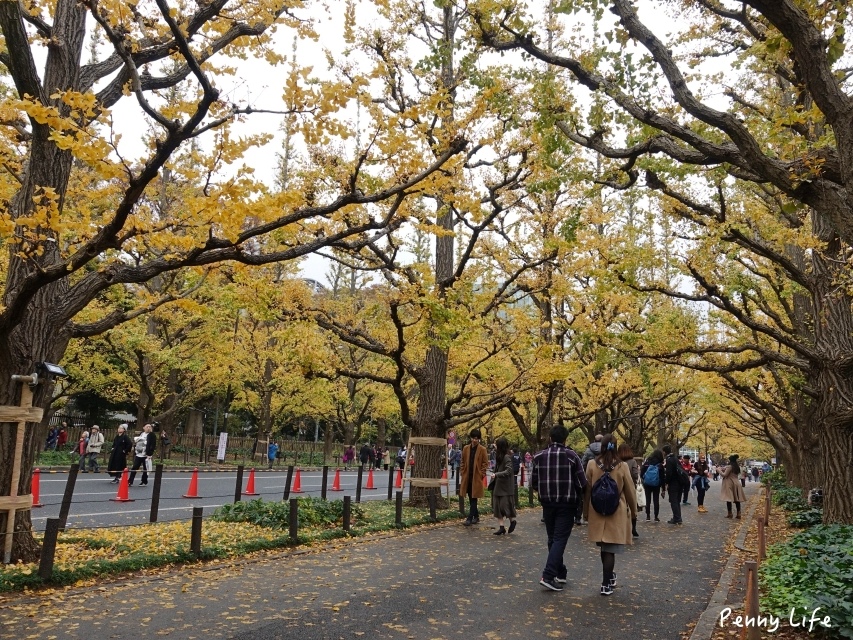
475, 0, 853, 523
0, 0, 467, 562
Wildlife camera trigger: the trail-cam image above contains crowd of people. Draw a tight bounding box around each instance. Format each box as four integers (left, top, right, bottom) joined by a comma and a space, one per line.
452, 427, 762, 597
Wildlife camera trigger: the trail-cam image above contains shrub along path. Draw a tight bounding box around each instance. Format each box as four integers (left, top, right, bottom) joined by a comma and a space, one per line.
0, 482, 760, 639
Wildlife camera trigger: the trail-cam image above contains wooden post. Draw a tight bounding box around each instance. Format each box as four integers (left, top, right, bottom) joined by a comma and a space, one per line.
355, 466, 363, 504
395, 491, 403, 527
0, 381, 43, 564
321, 465, 328, 500
387, 465, 395, 501
765, 490, 771, 527
757, 518, 766, 562
744, 561, 760, 640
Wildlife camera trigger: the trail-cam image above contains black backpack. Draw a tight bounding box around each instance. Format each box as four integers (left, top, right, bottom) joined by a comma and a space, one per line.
591, 462, 620, 516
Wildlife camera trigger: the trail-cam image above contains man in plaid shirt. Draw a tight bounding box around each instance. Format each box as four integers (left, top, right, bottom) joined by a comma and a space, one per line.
531, 425, 587, 591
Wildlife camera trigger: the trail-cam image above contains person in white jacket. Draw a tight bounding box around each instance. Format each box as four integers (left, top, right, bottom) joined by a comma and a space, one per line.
85, 425, 105, 473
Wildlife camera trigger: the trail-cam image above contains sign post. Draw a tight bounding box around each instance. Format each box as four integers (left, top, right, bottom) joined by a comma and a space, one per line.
217, 432, 228, 463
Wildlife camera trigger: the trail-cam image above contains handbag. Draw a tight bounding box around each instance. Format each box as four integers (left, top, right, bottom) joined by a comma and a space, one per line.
487, 477, 496, 491
635, 478, 646, 508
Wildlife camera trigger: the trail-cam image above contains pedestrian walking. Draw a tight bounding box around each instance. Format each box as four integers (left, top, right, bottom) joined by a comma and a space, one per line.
617, 443, 640, 537
719, 454, 746, 519
491, 437, 517, 536
681, 455, 693, 505
532, 425, 587, 591
268, 441, 279, 469
128, 424, 157, 486
76, 430, 89, 471
343, 445, 355, 470
107, 424, 133, 483
662, 445, 684, 525
693, 453, 711, 513
57, 423, 68, 450
583, 433, 637, 596
359, 443, 372, 470
85, 425, 104, 472
459, 428, 489, 526
45, 426, 58, 451
382, 447, 390, 471
640, 449, 664, 522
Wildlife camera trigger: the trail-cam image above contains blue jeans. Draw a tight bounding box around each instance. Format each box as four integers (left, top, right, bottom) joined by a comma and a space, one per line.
541, 501, 578, 580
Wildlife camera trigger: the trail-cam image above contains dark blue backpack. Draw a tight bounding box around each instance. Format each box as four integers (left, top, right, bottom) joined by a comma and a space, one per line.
591, 462, 620, 516
643, 464, 660, 487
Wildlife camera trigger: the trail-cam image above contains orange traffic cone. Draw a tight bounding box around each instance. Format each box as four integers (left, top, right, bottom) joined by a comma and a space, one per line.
182, 468, 202, 498
331, 468, 342, 491
242, 468, 259, 496
365, 468, 377, 490
291, 468, 303, 493
395, 468, 403, 488
32, 468, 43, 508
111, 468, 134, 502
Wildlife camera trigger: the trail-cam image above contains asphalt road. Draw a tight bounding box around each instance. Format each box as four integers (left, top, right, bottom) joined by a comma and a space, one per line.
3, 480, 761, 640
31, 468, 425, 530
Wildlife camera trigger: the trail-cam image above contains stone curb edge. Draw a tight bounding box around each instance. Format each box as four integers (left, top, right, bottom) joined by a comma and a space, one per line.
688, 489, 761, 640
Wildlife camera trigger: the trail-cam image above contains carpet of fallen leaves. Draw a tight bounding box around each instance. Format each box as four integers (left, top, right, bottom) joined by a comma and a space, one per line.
0, 500, 458, 593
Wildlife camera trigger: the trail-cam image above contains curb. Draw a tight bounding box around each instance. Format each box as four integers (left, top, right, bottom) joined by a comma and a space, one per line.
689, 490, 761, 640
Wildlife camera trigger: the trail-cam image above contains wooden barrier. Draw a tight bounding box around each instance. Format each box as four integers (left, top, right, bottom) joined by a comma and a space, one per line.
743, 561, 760, 640
0, 382, 44, 564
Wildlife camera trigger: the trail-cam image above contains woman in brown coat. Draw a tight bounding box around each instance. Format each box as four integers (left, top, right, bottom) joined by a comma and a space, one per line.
583, 433, 637, 596
459, 428, 489, 526
718, 454, 747, 518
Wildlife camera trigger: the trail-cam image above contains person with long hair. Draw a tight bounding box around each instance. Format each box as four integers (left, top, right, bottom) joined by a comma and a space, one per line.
640, 449, 665, 522
491, 437, 517, 535
718, 454, 746, 518
583, 433, 637, 596
617, 443, 640, 538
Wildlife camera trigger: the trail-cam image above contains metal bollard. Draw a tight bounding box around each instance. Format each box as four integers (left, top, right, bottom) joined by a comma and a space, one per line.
387, 465, 395, 501
395, 491, 403, 527
150, 464, 164, 523
58, 466, 79, 531
234, 465, 244, 503
38, 518, 61, 580
289, 498, 299, 542
356, 466, 363, 503
190, 507, 203, 558
283, 465, 294, 501
343, 495, 351, 532
321, 466, 329, 500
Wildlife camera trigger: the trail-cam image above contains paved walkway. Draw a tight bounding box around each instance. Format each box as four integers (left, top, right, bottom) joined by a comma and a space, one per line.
0, 482, 761, 639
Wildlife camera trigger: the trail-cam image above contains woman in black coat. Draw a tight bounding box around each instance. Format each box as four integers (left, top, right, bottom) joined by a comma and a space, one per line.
107, 424, 133, 483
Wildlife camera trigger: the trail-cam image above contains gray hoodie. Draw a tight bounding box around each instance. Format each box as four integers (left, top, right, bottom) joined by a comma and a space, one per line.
581, 441, 601, 469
